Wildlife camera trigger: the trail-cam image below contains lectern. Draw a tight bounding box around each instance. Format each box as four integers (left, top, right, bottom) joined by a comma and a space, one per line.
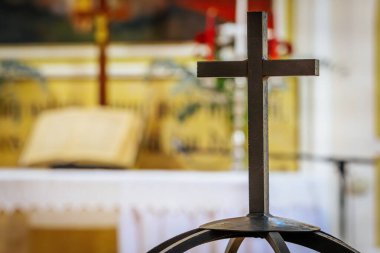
148, 12, 360, 253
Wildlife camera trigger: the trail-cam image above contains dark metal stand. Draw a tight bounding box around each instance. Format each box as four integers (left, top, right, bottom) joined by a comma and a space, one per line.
148, 12, 360, 252
271, 153, 375, 240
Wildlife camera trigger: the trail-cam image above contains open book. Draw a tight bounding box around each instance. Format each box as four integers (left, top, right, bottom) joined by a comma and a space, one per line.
19, 107, 143, 168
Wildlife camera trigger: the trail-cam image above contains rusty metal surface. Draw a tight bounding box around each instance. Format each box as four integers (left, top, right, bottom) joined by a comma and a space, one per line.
197, 12, 319, 215
149, 11, 358, 253
148, 229, 359, 253
281, 231, 361, 253
247, 11, 269, 214
199, 214, 320, 232
263, 59, 319, 76
197, 61, 247, 77
224, 238, 244, 253
148, 229, 241, 253
198, 59, 319, 78
265, 232, 291, 253
147, 228, 208, 253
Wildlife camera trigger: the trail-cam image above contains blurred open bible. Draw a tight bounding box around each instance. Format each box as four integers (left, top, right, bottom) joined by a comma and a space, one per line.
19, 108, 143, 168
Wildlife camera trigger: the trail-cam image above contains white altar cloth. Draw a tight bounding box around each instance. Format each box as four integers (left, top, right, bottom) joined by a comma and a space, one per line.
0, 169, 336, 253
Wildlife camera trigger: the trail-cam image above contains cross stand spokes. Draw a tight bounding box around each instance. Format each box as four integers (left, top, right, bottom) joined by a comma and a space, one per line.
148, 12, 359, 253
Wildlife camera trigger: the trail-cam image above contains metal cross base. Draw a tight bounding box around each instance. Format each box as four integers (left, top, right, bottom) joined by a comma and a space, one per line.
149, 12, 360, 253
148, 214, 359, 253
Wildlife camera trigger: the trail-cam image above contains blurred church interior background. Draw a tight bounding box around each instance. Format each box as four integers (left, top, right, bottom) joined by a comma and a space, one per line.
0, 0, 379, 252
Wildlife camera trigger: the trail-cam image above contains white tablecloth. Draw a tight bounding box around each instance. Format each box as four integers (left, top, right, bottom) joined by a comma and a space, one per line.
0, 169, 335, 253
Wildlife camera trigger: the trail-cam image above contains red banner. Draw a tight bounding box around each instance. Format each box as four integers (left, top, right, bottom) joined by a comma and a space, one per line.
176, 0, 272, 22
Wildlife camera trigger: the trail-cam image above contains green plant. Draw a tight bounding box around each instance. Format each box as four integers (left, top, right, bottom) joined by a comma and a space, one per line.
0, 60, 46, 87
0, 60, 47, 122
146, 59, 234, 122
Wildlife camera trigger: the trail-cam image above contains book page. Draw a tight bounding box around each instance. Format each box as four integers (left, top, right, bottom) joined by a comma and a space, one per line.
19, 107, 143, 168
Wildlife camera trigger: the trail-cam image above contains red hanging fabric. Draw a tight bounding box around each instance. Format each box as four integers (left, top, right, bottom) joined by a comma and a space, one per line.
176, 0, 272, 22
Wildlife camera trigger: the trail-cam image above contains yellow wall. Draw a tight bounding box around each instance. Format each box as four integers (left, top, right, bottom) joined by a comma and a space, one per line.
268, 77, 299, 170
0, 44, 233, 170
0, 43, 299, 170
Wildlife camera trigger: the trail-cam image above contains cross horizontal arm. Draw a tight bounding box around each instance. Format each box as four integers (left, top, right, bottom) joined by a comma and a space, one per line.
197, 60, 247, 78
263, 59, 319, 77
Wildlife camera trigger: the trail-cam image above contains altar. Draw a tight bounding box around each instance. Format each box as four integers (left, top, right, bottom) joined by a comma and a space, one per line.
0, 169, 336, 253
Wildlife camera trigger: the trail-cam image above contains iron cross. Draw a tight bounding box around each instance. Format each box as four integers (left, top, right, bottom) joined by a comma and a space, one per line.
197, 12, 319, 215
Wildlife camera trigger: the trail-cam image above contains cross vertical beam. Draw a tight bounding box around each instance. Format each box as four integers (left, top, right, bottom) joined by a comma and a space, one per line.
197, 12, 318, 215
247, 12, 268, 214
